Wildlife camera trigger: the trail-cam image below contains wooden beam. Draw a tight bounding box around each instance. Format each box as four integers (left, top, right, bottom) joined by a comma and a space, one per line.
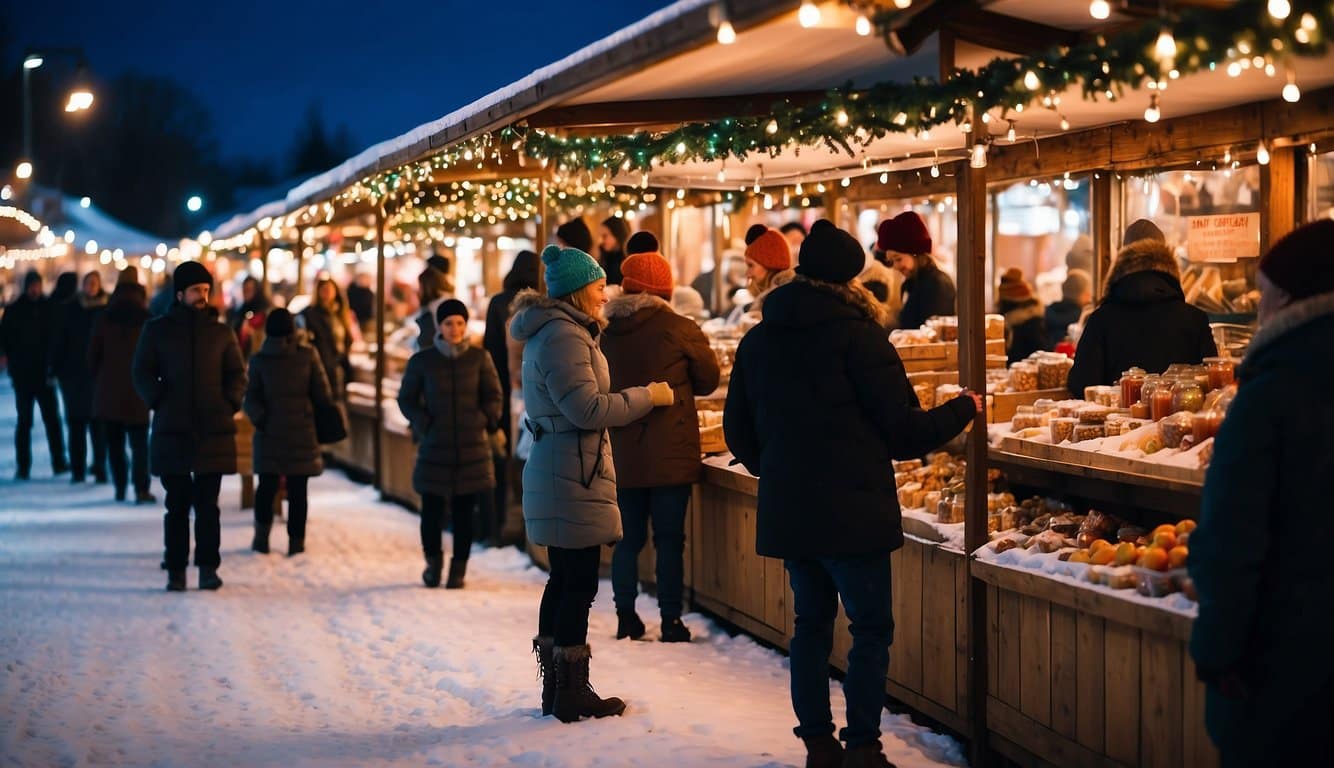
526, 92, 824, 130
842, 163, 959, 203
294, 227, 307, 296
372, 206, 386, 493
938, 28, 956, 83
1261, 146, 1298, 254
895, 0, 978, 55
945, 8, 1080, 56
1091, 173, 1113, 290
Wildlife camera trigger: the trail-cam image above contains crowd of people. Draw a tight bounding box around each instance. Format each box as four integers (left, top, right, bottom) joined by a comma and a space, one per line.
2, 211, 1331, 766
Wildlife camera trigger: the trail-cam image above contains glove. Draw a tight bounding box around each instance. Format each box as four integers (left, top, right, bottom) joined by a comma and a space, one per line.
488, 429, 508, 458
646, 381, 675, 407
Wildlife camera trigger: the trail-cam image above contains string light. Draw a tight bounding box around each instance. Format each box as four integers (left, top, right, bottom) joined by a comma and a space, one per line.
1006, 121, 1017, 142
880, 172, 889, 184
1023, 70, 1041, 91
798, 1, 820, 28
1144, 93, 1161, 123
1268, 0, 1291, 21
1256, 139, 1271, 165
1282, 71, 1301, 102
1155, 28, 1177, 66
766, 119, 779, 135
893, 0, 911, 8
1089, 0, 1110, 20
855, 15, 871, 36
1059, 116, 1071, 131
836, 109, 849, 127
717, 20, 736, 45
840, 177, 850, 187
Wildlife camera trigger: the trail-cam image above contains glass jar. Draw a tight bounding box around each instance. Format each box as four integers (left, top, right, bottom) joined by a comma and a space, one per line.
1204, 357, 1235, 391
1150, 378, 1176, 421
1171, 377, 1204, 414
1191, 409, 1224, 443
1119, 367, 1146, 410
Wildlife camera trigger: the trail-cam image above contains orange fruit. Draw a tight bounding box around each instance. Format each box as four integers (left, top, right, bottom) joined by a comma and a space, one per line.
1176, 519, 1197, 535
1114, 542, 1137, 566
1151, 531, 1177, 550
1177, 532, 1190, 547
1090, 538, 1114, 551
1139, 547, 1170, 572
1169, 546, 1189, 569
1068, 549, 1091, 564
1152, 524, 1177, 539
1090, 546, 1117, 566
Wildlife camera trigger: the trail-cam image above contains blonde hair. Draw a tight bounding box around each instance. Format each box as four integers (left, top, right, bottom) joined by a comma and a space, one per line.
560, 282, 607, 329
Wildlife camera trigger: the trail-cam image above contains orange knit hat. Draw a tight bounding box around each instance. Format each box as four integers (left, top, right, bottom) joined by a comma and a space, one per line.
745, 229, 792, 272
621, 252, 674, 300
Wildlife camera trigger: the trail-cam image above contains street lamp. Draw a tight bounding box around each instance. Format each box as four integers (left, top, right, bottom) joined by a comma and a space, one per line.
65, 65, 95, 113
186, 195, 203, 213
17, 50, 95, 184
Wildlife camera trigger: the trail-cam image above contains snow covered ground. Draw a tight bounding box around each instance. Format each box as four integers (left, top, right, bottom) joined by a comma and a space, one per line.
0, 380, 966, 768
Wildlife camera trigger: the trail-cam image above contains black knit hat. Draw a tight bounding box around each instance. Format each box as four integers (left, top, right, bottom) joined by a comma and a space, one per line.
265, 308, 294, 337
555, 218, 593, 253
426, 254, 451, 274
172, 261, 212, 293
436, 298, 469, 324
796, 220, 865, 284
23, 269, 41, 289
625, 231, 659, 255
744, 224, 769, 246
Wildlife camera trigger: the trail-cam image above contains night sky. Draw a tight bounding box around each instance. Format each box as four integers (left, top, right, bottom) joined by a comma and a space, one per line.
8, 0, 672, 164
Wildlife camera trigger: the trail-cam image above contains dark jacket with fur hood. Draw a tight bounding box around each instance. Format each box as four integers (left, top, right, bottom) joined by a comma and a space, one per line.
1068, 239, 1217, 395
243, 334, 335, 477
999, 298, 1049, 364
601, 292, 721, 488
724, 276, 976, 559
1188, 291, 1334, 754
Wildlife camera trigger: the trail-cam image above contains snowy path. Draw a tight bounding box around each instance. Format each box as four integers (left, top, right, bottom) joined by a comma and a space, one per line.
0, 380, 966, 768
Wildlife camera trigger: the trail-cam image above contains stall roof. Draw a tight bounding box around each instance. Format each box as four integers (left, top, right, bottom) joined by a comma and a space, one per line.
211, 198, 291, 242
29, 189, 166, 256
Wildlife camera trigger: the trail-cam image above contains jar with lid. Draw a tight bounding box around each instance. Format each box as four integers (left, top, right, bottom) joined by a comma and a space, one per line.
1119, 367, 1146, 410
1171, 377, 1204, 414
1149, 376, 1176, 421
1204, 357, 1235, 390
1191, 409, 1224, 443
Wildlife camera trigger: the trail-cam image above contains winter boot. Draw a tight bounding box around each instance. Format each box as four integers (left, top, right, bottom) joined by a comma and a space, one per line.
660, 617, 692, 643
287, 540, 305, 557
802, 734, 845, 768
114, 486, 126, 502
198, 568, 223, 591
251, 526, 271, 554
532, 635, 556, 716
166, 570, 187, 592
136, 491, 156, 504
422, 555, 443, 588
445, 557, 467, 589
842, 743, 896, 768
551, 644, 626, 723
616, 610, 645, 640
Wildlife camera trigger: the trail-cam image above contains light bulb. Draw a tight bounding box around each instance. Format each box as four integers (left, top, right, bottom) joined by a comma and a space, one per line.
763, 194, 774, 210
1155, 29, 1176, 64
1257, 140, 1270, 165
1089, 0, 1110, 20
816, 182, 826, 193
893, 0, 911, 8
676, 188, 686, 199
929, 163, 940, 178
1144, 94, 1161, 123
840, 177, 850, 187
16, 161, 33, 180
1059, 116, 1071, 131
1023, 70, 1041, 91
798, 1, 820, 28
855, 15, 871, 36
795, 182, 804, 195
1268, 0, 1291, 20
676, 142, 687, 155
1227, 61, 1242, 77
1006, 123, 1017, 142
970, 144, 988, 168
836, 109, 849, 126
880, 172, 889, 184
766, 119, 779, 135
717, 20, 736, 44
1301, 13, 1317, 31
1283, 76, 1300, 102
1223, 148, 1232, 164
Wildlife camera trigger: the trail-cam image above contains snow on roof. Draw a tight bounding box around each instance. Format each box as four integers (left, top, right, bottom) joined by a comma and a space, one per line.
210, 198, 290, 241
285, 0, 717, 208
44, 191, 167, 256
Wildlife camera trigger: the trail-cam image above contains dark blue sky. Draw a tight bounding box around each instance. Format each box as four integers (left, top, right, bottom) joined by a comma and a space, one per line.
9, 0, 672, 164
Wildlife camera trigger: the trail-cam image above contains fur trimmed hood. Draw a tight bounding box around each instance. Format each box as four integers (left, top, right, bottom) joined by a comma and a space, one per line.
508, 289, 602, 343
1001, 298, 1044, 327
603, 291, 670, 320
761, 274, 891, 329
1241, 291, 1334, 377
1104, 238, 1181, 299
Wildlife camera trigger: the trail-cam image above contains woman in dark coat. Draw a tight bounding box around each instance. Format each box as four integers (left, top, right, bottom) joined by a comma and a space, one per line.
724, 220, 979, 767
301, 276, 352, 402
1068, 222, 1217, 395
88, 274, 152, 502
1189, 220, 1334, 766
243, 309, 336, 556
52, 270, 109, 482
877, 212, 956, 331
397, 299, 504, 589
597, 216, 631, 286
996, 268, 1050, 363
601, 242, 721, 643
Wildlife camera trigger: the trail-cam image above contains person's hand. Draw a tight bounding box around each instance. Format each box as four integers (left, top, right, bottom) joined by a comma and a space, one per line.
961, 389, 984, 415
646, 381, 675, 407
488, 429, 508, 457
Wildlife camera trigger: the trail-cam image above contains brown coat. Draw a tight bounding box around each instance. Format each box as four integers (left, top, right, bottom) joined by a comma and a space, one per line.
88, 289, 151, 426
601, 293, 721, 488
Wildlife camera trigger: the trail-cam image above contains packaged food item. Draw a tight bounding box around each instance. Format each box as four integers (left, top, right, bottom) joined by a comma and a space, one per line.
1104, 414, 1129, 437
1119, 367, 1146, 410
1009, 363, 1038, 392
985, 314, 1006, 340
898, 482, 922, 508
1072, 424, 1106, 442
1135, 567, 1179, 597
986, 354, 1009, 370
1011, 405, 1042, 430
993, 538, 1019, 554
1050, 417, 1078, 444
1158, 411, 1193, 449
923, 491, 941, 514
1037, 355, 1074, 390
913, 381, 935, 409
1171, 377, 1204, 414
1191, 409, 1223, 444
1077, 404, 1112, 424
1083, 385, 1102, 402
927, 315, 959, 342
1204, 356, 1235, 390
889, 328, 938, 346
1129, 400, 1152, 419
1057, 402, 1082, 419
892, 458, 922, 472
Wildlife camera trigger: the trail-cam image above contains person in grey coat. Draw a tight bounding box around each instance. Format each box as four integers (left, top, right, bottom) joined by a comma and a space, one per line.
133, 261, 246, 592
397, 299, 504, 589
243, 309, 336, 557
509, 244, 673, 724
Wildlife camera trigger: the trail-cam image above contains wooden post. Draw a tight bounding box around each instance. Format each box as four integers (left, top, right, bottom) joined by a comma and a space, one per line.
1091, 173, 1113, 291
713, 203, 727, 317
373, 206, 387, 493
537, 179, 548, 294
256, 231, 268, 285
1261, 146, 1297, 253
294, 227, 307, 296
957, 124, 991, 768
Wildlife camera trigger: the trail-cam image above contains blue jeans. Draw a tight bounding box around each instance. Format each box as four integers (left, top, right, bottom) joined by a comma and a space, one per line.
785, 553, 894, 748
612, 484, 691, 619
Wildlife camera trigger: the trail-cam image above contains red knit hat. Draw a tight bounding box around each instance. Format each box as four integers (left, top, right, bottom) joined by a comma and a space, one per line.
621, 252, 674, 300
997, 267, 1035, 302
1260, 220, 1334, 301
745, 229, 792, 272
876, 211, 932, 254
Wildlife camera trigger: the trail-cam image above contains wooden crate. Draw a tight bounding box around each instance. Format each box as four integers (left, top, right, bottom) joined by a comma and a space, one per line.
997, 436, 1206, 487
380, 422, 420, 510
896, 339, 1006, 373
990, 388, 1070, 423
975, 559, 1218, 768
340, 398, 378, 476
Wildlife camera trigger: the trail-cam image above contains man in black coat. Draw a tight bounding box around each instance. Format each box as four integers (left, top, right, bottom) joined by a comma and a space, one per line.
51, 271, 109, 483
133, 261, 246, 592
724, 220, 979, 768
1067, 223, 1217, 396
876, 212, 956, 330
0, 270, 68, 479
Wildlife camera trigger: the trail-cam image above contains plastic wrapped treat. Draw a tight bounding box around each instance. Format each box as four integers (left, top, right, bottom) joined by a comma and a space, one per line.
1011, 405, 1042, 430
1037, 355, 1074, 390
1009, 363, 1038, 392
927, 315, 959, 342
1050, 417, 1078, 444
1158, 411, 1194, 449
1077, 404, 1112, 425
913, 381, 936, 409
1073, 423, 1106, 442
985, 314, 1006, 340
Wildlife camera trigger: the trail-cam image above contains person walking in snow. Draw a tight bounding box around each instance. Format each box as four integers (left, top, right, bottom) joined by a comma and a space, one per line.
1189, 220, 1334, 766
243, 308, 337, 557
52, 270, 110, 484
88, 270, 154, 503
397, 299, 503, 589
0, 270, 68, 479
724, 220, 981, 768
414, 264, 452, 351
600, 234, 720, 643
300, 276, 352, 405
133, 262, 246, 592
509, 244, 675, 723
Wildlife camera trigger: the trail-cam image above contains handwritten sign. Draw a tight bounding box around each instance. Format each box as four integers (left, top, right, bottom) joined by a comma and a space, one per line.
1186, 213, 1260, 263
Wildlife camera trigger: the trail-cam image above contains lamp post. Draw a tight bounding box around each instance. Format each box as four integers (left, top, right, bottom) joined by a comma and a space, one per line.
17, 49, 95, 183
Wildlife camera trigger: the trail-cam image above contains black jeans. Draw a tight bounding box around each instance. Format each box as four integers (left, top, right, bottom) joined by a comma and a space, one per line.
786, 553, 895, 748
612, 484, 690, 619
66, 418, 107, 481
161, 473, 223, 571
420, 493, 476, 560
255, 474, 309, 545
104, 422, 149, 495
538, 545, 601, 647
14, 383, 65, 475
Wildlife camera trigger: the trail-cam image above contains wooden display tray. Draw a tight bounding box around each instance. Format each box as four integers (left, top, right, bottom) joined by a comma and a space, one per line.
990, 388, 1070, 423
989, 445, 1202, 519
896, 338, 1005, 373
994, 436, 1205, 488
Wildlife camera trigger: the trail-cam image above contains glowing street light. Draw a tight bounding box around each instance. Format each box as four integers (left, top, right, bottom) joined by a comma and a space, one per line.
23, 55, 44, 70
16, 161, 33, 180
186, 195, 203, 213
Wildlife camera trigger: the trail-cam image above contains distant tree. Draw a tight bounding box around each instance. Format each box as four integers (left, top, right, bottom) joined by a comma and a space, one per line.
288, 103, 355, 177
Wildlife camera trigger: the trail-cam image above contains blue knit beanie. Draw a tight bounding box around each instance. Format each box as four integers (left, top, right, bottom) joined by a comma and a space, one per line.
542, 244, 605, 298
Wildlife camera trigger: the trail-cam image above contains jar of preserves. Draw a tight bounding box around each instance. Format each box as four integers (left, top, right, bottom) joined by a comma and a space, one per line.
1171, 377, 1204, 414
1204, 357, 1235, 390
1150, 379, 1176, 421
1191, 409, 1224, 443
1119, 367, 1146, 409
